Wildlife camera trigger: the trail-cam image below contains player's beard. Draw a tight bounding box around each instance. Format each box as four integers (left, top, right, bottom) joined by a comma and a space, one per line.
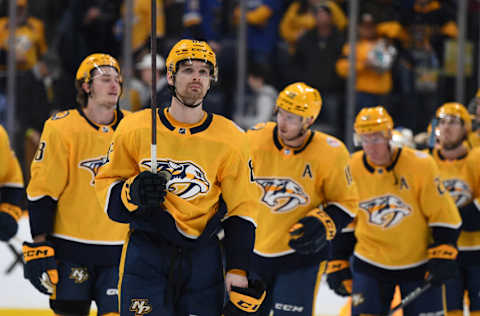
440, 132, 465, 150
442, 138, 464, 150
176, 84, 206, 108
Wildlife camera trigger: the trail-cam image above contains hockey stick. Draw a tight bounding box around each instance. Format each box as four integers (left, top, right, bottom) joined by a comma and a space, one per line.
3, 236, 25, 273
150, 0, 158, 174
386, 282, 431, 316
5, 242, 23, 273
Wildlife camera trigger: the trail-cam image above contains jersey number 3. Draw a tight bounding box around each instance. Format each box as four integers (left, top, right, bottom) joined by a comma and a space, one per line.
34, 141, 46, 161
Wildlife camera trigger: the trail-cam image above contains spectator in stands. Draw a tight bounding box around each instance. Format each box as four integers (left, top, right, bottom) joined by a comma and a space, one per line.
0, 0, 53, 177
130, 0, 166, 57
56, 0, 121, 77
400, 22, 441, 133
123, 53, 169, 112
233, 0, 282, 71
402, 0, 458, 102
336, 13, 396, 114
467, 88, 480, 147
75, 1, 121, 56
234, 63, 277, 130
291, 3, 345, 136
280, 0, 347, 54
0, 0, 47, 71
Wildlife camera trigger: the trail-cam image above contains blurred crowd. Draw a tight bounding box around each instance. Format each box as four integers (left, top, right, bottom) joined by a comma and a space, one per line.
0, 0, 478, 182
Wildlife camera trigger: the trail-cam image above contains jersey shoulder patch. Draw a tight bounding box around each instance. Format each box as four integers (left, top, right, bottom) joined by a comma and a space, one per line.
326, 136, 341, 148
414, 150, 429, 159
251, 122, 267, 131
50, 110, 71, 121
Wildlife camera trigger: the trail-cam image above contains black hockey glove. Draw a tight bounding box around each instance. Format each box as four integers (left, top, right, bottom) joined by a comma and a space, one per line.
123, 171, 171, 210
426, 243, 458, 286
288, 208, 336, 255
23, 241, 58, 295
326, 260, 352, 297
224, 279, 266, 316
0, 203, 21, 241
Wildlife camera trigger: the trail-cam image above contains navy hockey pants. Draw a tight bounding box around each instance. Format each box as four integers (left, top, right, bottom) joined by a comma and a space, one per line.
256, 263, 324, 316
351, 271, 445, 315
118, 230, 224, 316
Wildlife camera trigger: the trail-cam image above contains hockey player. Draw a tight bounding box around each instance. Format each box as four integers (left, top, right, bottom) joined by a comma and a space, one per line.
0, 125, 25, 242
247, 82, 358, 316
429, 102, 480, 316
327, 106, 461, 315
95, 39, 265, 316
23, 53, 128, 316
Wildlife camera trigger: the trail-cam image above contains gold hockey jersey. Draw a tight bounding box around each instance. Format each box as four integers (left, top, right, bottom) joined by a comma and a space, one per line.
350, 147, 461, 269
247, 122, 358, 257
95, 108, 259, 238
27, 109, 129, 244
430, 148, 480, 252
468, 131, 480, 148
0, 124, 24, 220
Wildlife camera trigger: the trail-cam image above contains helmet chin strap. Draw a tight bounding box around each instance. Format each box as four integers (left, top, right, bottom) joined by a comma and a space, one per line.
167, 85, 202, 108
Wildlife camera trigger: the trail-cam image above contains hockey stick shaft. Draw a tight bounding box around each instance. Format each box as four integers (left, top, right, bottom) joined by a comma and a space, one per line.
387, 282, 431, 316
150, 0, 157, 174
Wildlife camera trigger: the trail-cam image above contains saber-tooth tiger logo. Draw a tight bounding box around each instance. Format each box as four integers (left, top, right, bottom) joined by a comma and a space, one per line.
79, 156, 109, 185
248, 160, 308, 212
253, 177, 308, 212
141, 159, 209, 199
443, 179, 471, 207
360, 195, 412, 228
129, 299, 152, 315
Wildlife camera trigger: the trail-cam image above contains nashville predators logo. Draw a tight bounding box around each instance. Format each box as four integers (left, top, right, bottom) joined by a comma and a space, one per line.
129, 299, 152, 315
351, 293, 365, 306
79, 156, 109, 185
253, 177, 309, 212
360, 195, 412, 228
69, 267, 89, 284
141, 159, 209, 199
443, 179, 471, 207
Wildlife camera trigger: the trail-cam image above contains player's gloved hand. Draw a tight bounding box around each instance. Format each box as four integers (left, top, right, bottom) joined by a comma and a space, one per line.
224, 279, 266, 316
426, 243, 458, 286
0, 203, 22, 241
288, 208, 336, 255
326, 260, 352, 297
23, 241, 58, 295
122, 170, 171, 210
